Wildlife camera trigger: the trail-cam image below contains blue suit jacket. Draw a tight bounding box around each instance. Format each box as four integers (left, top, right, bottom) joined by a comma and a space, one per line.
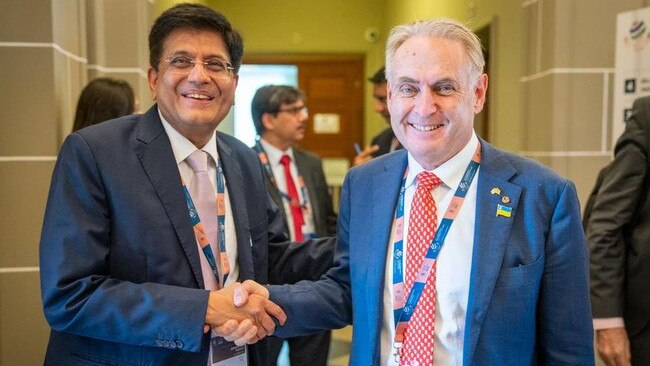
270, 141, 594, 365
39, 106, 333, 365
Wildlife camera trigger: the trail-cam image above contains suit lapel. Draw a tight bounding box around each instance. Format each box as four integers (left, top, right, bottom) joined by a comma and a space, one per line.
366, 152, 408, 361
293, 150, 320, 232
135, 106, 203, 287
218, 134, 254, 280
463, 142, 521, 364
253, 142, 288, 233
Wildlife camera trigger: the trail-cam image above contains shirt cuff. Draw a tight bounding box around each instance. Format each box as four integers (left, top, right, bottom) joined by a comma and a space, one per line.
593, 317, 625, 330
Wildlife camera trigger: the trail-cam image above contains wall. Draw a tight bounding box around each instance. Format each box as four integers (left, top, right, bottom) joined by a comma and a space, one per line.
0, 0, 151, 364
156, 0, 388, 144
520, 0, 648, 206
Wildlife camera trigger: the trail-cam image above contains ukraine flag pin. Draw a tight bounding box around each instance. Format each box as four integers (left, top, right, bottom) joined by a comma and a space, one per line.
496, 204, 512, 218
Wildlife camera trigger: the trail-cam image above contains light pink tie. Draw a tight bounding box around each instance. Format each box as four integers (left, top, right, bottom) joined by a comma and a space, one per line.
186, 150, 219, 290
402, 171, 442, 365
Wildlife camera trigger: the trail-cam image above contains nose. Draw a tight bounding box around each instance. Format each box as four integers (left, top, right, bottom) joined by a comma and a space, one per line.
186, 62, 210, 83
413, 88, 438, 117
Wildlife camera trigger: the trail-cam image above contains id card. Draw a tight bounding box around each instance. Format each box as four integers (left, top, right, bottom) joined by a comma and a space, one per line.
210, 336, 247, 366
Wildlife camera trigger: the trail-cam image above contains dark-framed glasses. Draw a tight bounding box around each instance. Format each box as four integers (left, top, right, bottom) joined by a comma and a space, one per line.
277, 106, 308, 116
163, 55, 235, 78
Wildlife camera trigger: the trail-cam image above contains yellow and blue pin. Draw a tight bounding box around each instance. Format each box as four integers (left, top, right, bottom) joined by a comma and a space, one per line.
491, 187, 512, 217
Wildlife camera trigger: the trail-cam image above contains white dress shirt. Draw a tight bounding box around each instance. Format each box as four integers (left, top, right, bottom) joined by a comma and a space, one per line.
381, 133, 479, 366
159, 112, 240, 287
259, 138, 314, 240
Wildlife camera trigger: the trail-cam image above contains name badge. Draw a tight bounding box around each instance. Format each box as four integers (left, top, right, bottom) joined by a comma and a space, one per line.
211, 336, 247, 366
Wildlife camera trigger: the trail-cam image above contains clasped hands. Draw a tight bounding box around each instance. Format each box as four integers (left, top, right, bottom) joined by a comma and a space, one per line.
204, 280, 285, 346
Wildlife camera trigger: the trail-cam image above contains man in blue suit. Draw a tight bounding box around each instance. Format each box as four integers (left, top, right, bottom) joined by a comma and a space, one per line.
263, 18, 594, 365
39, 4, 331, 365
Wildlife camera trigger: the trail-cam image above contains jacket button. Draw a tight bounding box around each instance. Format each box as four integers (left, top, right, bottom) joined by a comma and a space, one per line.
175, 340, 184, 349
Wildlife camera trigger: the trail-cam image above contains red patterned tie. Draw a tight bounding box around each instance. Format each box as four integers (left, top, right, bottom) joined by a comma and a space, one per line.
279, 154, 304, 241
402, 171, 442, 365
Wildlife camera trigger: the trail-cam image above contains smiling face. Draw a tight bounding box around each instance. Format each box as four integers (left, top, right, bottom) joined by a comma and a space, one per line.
148, 28, 238, 148
387, 35, 487, 170
262, 100, 308, 150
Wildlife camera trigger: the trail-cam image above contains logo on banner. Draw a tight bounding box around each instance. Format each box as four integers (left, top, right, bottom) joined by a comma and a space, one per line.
624, 19, 650, 52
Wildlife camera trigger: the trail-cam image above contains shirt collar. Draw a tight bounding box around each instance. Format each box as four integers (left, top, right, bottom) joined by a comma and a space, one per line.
405, 131, 479, 190
158, 108, 219, 165
259, 138, 295, 166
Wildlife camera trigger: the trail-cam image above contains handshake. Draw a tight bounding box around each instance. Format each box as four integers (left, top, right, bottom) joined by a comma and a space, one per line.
204, 280, 285, 346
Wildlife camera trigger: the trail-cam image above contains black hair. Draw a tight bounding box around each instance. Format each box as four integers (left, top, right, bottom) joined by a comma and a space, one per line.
149, 3, 243, 73
368, 66, 387, 84
251, 85, 305, 135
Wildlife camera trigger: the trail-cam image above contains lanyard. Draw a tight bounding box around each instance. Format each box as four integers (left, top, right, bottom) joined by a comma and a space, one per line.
181, 160, 230, 288
391, 143, 481, 363
253, 143, 310, 209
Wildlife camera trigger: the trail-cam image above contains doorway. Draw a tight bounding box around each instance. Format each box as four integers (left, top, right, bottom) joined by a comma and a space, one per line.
242, 54, 365, 163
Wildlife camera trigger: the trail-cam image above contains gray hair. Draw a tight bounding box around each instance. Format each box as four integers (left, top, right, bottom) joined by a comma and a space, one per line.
385, 18, 485, 86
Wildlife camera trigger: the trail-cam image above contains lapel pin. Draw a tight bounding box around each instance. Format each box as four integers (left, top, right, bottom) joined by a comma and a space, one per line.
502, 196, 510, 204
490, 187, 501, 195
496, 204, 512, 218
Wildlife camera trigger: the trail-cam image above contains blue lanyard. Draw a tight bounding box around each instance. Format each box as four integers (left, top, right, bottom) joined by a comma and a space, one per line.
391, 143, 481, 361
181, 159, 229, 287
253, 143, 309, 208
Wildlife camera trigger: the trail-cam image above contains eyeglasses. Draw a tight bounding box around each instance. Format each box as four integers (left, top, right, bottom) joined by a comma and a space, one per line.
277, 106, 308, 116
162, 55, 235, 78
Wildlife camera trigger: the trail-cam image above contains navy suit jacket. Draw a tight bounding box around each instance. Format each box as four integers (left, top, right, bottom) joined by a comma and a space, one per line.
270, 141, 594, 365
253, 142, 337, 239
370, 127, 402, 158
39, 106, 333, 365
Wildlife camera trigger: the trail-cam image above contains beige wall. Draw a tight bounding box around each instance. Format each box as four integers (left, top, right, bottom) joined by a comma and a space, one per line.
0, 0, 152, 364
520, 0, 648, 207
201, 0, 388, 146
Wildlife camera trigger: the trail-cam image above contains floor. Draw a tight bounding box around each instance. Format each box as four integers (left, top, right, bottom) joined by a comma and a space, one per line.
276, 326, 352, 366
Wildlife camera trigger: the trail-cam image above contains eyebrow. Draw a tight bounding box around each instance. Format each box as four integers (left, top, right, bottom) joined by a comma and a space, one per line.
167, 50, 229, 61
433, 77, 459, 86
397, 76, 418, 83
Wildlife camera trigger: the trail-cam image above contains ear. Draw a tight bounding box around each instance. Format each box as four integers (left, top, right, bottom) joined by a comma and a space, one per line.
261, 112, 276, 131
473, 73, 488, 114
147, 67, 159, 101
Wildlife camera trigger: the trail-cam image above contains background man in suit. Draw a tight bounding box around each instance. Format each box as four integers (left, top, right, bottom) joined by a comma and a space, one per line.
39, 4, 331, 365
587, 95, 650, 366
263, 18, 594, 364
353, 66, 402, 166
251, 85, 337, 365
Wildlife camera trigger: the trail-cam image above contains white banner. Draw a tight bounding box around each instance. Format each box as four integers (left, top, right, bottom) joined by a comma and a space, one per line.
613, 7, 650, 147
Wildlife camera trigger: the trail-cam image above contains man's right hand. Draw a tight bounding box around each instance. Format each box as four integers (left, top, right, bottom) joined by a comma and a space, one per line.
596, 327, 631, 366
205, 280, 286, 345
353, 144, 380, 166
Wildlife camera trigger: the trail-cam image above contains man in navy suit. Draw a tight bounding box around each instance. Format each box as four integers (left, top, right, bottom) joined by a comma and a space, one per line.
251, 85, 337, 365
39, 4, 331, 365
260, 18, 595, 364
